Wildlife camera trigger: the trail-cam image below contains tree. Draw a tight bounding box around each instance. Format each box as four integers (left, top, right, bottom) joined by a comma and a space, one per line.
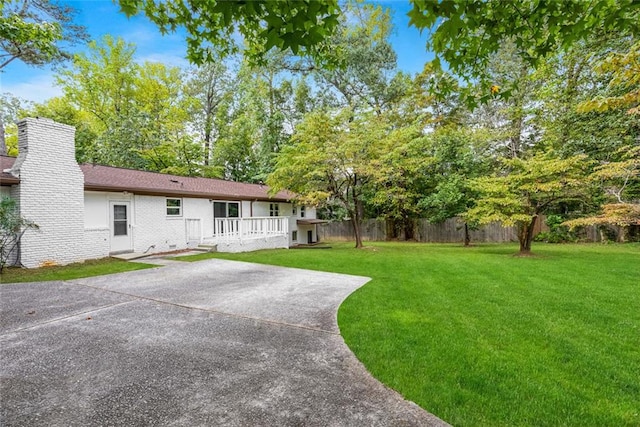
407, 0, 640, 99
0, 0, 87, 70
185, 61, 233, 166
268, 108, 385, 248
464, 152, 591, 254
531, 35, 639, 163
578, 40, 640, 115
312, 1, 405, 114
0, 197, 38, 273
418, 127, 494, 246
368, 121, 431, 240
56, 35, 141, 166
53, 35, 199, 173
117, 0, 341, 65
564, 146, 640, 242
0, 93, 30, 155
28, 97, 97, 162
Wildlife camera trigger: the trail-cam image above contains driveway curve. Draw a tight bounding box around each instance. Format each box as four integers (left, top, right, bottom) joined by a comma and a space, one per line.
1, 258, 448, 426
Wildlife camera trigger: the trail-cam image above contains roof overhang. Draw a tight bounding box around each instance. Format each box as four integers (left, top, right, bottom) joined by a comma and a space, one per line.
83, 184, 291, 202
1, 176, 19, 185
297, 219, 328, 225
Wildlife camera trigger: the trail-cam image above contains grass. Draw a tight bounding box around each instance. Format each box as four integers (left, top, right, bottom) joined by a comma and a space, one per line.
0, 257, 157, 283
177, 242, 640, 427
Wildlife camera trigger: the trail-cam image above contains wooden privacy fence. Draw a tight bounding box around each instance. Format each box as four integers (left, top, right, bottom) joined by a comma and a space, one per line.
318, 217, 537, 243
318, 217, 622, 244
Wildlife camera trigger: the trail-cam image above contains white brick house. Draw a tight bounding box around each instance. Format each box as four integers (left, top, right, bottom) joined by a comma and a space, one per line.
0, 118, 324, 268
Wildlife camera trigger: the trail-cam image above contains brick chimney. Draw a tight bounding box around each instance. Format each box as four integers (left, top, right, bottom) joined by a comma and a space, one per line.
11, 118, 85, 267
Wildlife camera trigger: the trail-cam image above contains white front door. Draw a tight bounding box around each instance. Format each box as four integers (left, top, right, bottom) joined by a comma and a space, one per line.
110, 201, 133, 253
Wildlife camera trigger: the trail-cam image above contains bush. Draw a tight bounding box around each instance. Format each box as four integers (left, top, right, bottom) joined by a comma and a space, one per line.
535, 215, 579, 243
0, 197, 38, 273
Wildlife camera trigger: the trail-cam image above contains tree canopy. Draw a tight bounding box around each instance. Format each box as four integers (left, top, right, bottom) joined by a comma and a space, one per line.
408, 0, 640, 98
117, 0, 341, 64
464, 152, 592, 253
0, 0, 88, 70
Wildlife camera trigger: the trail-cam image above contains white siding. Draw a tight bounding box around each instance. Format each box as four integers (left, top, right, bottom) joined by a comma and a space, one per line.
84, 192, 108, 228
241, 200, 251, 218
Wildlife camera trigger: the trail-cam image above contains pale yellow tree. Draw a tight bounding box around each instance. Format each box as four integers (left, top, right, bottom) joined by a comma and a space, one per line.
578, 40, 640, 115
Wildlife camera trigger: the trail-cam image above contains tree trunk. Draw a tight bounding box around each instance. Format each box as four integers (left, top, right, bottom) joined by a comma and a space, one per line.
518, 216, 538, 254
403, 216, 415, 241
385, 218, 398, 240
352, 183, 364, 248
464, 222, 471, 247
617, 226, 628, 243
352, 219, 363, 248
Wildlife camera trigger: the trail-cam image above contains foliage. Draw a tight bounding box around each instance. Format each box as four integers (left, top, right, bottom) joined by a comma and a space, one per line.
0, 197, 38, 273
49, 35, 201, 173
185, 61, 233, 167
407, 0, 640, 101
366, 122, 429, 238
564, 146, 640, 239
532, 35, 640, 163
578, 40, 640, 115
418, 127, 494, 220
565, 203, 640, 228
534, 214, 579, 243
312, 1, 406, 113
465, 152, 591, 253
268, 108, 386, 248
117, 0, 341, 65
0, 93, 31, 156
0, 0, 88, 69
592, 145, 640, 203
198, 242, 640, 427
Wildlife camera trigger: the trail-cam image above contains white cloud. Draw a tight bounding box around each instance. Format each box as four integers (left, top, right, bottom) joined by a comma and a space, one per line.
1, 72, 62, 105
136, 52, 190, 69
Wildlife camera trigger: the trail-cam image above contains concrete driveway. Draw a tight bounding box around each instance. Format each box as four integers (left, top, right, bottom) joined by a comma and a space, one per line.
1, 258, 447, 426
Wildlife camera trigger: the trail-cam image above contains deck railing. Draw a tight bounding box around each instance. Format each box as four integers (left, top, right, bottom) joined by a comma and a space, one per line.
212, 217, 288, 242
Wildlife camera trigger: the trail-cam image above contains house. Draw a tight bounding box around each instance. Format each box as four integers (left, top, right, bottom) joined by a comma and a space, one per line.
0, 117, 324, 268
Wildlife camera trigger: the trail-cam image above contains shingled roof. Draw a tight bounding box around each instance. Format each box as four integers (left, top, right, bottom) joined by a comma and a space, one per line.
1, 156, 292, 202
0, 155, 19, 185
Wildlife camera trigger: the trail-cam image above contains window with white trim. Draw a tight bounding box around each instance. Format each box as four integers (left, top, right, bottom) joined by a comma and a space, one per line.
213, 201, 240, 218
166, 198, 182, 216
292, 230, 298, 241
300, 205, 306, 218
270, 203, 279, 217
213, 202, 240, 218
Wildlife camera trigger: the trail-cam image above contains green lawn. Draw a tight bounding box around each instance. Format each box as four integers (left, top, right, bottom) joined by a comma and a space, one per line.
0, 257, 157, 283
180, 242, 640, 427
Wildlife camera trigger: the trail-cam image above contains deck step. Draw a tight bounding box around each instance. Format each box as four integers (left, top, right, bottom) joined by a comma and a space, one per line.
195, 244, 218, 253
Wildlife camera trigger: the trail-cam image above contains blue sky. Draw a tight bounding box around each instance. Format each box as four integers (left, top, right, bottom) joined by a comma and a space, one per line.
1, 1, 433, 105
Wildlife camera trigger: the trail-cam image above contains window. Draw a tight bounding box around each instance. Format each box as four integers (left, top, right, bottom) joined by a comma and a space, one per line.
270, 203, 279, 217
113, 204, 128, 236
228, 202, 239, 218
300, 206, 306, 218
166, 198, 182, 216
292, 206, 297, 215
214, 201, 240, 218
292, 231, 298, 241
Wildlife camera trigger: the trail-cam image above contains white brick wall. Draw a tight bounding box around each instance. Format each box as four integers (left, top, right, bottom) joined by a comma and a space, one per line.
129, 196, 212, 253
12, 118, 86, 267
216, 235, 289, 253
83, 228, 110, 259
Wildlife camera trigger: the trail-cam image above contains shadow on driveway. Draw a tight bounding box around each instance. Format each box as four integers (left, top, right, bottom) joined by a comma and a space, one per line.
1, 258, 448, 426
